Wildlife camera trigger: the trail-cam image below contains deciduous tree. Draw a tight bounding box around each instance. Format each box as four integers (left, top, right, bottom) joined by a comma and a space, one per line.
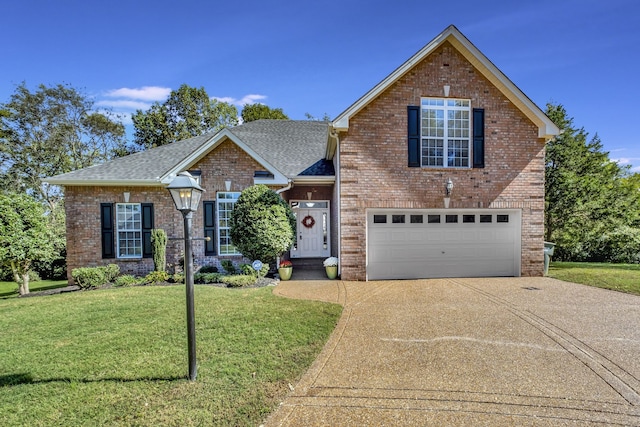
0, 193, 56, 295
132, 84, 238, 150
241, 103, 288, 122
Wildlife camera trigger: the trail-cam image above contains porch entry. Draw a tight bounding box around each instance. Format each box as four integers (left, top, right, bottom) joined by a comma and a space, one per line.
290, 201, 330, 258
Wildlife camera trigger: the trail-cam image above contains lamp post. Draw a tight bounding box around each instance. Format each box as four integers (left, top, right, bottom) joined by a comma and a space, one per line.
167, 171, 204, 381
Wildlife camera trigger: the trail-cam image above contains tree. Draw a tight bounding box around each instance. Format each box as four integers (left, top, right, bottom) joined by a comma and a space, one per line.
132, 84, 238, 150
545, 103, 640, 262
0, 193, 56, 295
0, 82, 126, 210
241, 103, 288, 122
229, 185, 296, 265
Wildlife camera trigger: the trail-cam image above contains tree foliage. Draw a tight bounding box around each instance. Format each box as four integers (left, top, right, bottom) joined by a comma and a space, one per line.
229, 185, 296, 264
545, 103, 640, 262
0, 193, 56, 295
0, 82, 126, 209
131, 84, 238, 150
241, 103, 289, 122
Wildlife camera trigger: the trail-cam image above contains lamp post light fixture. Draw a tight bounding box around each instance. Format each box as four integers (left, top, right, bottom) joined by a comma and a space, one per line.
167, 171, 204, 381
444, 178, 453, 209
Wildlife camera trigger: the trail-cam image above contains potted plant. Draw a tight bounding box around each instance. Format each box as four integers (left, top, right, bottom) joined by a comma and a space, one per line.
323, 257, 339, 279
278, 260, 293, 281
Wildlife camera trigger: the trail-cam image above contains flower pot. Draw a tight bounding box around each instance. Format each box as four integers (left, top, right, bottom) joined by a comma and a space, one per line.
325, 266, 338, 279
278, 267, 292, 281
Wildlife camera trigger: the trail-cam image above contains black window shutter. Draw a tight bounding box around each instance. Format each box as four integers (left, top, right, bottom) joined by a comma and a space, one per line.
141, 203, 154, 258
407, 105, 420, 167
100, 203, 115, 259
473, 108, 485, 168
203, 201, 216, 256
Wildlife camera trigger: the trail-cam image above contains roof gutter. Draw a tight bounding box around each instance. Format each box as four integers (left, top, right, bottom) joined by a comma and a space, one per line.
276, 179, 293, 195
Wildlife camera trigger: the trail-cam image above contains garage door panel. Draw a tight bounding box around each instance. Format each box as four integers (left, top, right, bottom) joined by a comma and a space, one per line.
367, 209, 520, 280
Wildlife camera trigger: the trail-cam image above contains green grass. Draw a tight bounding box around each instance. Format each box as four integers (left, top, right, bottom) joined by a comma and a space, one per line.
0, 285, 342, 426
548, 262, 640, 295
0, 279, 69, 298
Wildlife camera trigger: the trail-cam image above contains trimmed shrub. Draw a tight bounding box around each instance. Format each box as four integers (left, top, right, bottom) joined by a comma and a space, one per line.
170, 273, 184, 284
220, 260, 236, 274
104, 264, 120, 282
198, 265, 219, 273
229, 184, 296, 264
222, 274, 256, 288
194, 272, 224, 284
71, 264, 120, 289
151, 229, 167, 272
144, 270, 170, 284
240, 263, 269, 278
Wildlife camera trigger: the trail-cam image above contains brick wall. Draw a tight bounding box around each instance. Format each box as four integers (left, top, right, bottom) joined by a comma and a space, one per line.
338, 42, 546, 280
64, 139, 274, 282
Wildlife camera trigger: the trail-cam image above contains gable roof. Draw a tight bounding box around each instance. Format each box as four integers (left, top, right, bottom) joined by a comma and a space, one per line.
46, 120, 332, 186
332, 25, 560, 140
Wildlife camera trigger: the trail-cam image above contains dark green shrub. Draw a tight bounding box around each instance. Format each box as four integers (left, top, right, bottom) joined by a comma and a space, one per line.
222, 274, 256, 288
194, 272, 224, 284
198, 265, 219, 273
220, 260, 236, 274
229, 184, 296, 264
144, 270, 169, 284
72, 267, 106, 289
151, 229, 167, 272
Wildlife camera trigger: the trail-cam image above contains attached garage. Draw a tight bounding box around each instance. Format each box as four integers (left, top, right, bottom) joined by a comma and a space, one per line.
366, 209, 521, 280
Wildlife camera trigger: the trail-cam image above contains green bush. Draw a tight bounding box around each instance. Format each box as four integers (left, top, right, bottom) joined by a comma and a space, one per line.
71, 264, 120, 289
220, 260, 236, 274
222, 274, 256, 288
198, 265, 219, 273
104, 264, 120, 282
170, 273, 184, 284
144, 270, 169, 284
151, 229, 167, 272
113, 275, 143, 287
240, 263, 269, 278
229, 184, 296, 264
194, 272, 224, 284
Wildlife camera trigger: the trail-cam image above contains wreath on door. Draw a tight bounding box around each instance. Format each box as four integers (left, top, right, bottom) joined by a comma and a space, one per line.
301, 215, 315, 229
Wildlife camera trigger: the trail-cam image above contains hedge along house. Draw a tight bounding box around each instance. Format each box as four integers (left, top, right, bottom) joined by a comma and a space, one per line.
47, 25, 559, 282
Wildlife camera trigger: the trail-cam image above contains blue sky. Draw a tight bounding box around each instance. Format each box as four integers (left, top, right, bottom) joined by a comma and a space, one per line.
3, 0, 640, 170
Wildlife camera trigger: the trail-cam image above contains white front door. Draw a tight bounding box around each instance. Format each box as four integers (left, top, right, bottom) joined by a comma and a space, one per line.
291, 208, 330, 258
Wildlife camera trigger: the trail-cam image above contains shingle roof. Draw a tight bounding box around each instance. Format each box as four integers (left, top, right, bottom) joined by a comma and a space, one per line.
46, 120, 331, 185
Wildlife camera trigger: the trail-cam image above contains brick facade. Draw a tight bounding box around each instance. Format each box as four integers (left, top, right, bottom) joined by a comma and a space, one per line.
64, 139, 284, 282
337, 41, 546, 280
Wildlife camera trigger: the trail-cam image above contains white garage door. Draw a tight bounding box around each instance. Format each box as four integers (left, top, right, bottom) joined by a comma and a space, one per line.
367, 209, 521, 280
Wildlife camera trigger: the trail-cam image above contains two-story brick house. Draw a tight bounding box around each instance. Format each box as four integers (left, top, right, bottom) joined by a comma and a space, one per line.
47, 25, 559, 282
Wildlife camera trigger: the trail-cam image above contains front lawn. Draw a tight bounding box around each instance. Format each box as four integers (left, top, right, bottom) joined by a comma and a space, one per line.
0, 285, 342, 426
548, 262, 640, 295
0, 279, 69, 298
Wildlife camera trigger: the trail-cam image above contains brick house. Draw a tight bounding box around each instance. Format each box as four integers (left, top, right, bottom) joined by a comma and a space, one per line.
47, 25, 559, 282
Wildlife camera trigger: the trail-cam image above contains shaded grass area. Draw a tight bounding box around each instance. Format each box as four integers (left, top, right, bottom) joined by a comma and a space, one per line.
0, 279, 69, 298
0, 286, 342, 426
548, 262, 640, 295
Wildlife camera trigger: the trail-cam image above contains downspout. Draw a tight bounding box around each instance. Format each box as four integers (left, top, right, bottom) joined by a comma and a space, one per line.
330, 129, 342, 277
276, 179, 293, 195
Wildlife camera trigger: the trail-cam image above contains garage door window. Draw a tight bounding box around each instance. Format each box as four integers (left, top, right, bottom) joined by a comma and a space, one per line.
497, 214, 509, 223
428, 215, 441, 223
446, 215, 458, 223
480, 215, 492, 223
463, 215, 475, 223
373, 215, 387, 223
392, 215, 405, 223
410, 215, 423, 223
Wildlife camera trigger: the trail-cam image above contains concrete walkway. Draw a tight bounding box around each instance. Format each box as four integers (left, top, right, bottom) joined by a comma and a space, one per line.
266, 277, 640, 426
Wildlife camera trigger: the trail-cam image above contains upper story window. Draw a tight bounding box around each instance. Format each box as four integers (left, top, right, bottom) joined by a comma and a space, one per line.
421, 98, 471, 168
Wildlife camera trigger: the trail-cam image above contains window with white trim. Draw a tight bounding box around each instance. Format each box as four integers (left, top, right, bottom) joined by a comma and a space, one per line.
116, 203, 142, 258
421, 98, 471, 168
217, 192, 241, 255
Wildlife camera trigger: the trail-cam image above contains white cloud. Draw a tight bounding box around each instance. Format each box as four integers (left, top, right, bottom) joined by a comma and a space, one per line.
105, 86, 171, 101
212, 93, 267, 106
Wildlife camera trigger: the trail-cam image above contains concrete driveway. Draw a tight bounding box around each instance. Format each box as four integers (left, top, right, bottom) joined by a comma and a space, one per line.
266, 277, 640, 426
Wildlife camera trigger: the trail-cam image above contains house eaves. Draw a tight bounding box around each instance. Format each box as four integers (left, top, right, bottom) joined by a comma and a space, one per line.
332, 25, 560, 140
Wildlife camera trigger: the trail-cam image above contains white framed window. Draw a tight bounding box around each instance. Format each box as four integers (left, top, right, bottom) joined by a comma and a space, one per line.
116, 203, 142, 258
217, 192, 241, 255
421, 98, 471, 168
